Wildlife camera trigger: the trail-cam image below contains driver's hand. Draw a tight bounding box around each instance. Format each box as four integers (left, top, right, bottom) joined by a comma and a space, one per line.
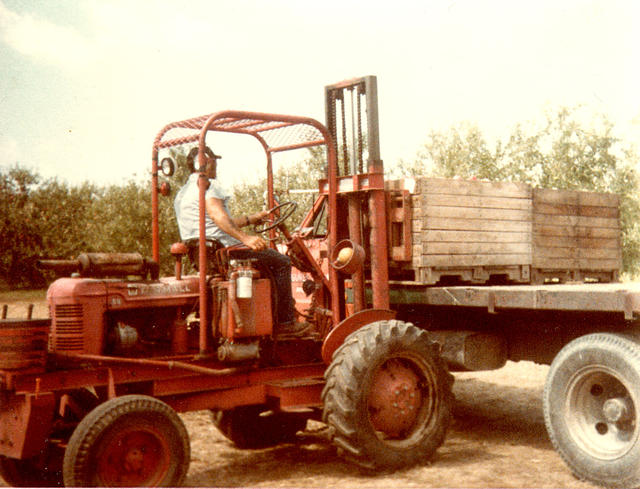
254, 210, 270, 223
243, 235, 267, 251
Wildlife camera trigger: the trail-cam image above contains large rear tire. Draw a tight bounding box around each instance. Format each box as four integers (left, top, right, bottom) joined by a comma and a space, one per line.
544, 333, 640, 488
63, 395, 190, 487
211, 405, 307, 449
322, 320, 453, 470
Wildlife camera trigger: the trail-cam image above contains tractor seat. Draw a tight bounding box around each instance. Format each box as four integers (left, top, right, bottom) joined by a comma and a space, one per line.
170, 239, 249, 279
183, 238, 224, 273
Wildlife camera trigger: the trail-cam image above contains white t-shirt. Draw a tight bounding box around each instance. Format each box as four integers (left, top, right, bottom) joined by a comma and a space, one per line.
174, 173, 241, 247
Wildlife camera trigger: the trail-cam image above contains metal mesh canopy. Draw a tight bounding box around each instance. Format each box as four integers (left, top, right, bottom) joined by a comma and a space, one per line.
153, 111, 328, 154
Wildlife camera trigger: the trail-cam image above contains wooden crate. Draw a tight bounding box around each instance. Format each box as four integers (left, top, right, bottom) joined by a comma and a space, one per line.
408, 178, 532, 284
385, 178, 621, 284
532, 188, 621, 283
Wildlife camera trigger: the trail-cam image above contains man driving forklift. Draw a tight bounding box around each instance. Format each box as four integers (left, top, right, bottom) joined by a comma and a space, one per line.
174, 147, 310, 337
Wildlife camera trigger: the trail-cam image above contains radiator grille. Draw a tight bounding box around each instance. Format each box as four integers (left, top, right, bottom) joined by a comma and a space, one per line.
51, 303, 84, 352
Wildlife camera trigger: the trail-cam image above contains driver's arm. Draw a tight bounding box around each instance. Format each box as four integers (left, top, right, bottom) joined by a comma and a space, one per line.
232, 209, 270, 228
206, 197, 267, 251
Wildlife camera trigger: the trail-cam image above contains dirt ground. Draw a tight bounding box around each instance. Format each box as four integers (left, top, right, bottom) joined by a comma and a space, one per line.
1, 291, 599, 488
183, 361, 598, 489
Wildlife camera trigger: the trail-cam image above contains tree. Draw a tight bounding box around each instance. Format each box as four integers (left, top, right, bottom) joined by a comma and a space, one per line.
0, 165, 43, 287
393, 108, 640, 276
396, 123, 501, 180
0, 166, 97, 287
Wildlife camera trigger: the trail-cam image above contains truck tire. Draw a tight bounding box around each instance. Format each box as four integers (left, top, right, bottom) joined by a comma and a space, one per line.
544, 333, 640, 488
321, 319, 453, 470
63, 395, 190, 487
211, 406, 307, 448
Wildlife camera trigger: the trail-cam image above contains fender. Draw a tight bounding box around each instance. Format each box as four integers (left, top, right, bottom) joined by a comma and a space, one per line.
321, 308, 396, 364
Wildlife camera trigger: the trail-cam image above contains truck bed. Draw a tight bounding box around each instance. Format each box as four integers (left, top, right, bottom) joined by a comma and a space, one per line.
388, 281, 640, 319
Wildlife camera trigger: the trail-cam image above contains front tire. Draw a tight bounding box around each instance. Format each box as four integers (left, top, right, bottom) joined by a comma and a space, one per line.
322, 320, 453, 470
63, 395, 190, 487
544, 333, 640, 488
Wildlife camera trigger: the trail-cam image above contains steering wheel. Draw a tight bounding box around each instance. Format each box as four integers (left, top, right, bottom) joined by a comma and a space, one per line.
186, 146, 217, 173
253, 201, 298, 234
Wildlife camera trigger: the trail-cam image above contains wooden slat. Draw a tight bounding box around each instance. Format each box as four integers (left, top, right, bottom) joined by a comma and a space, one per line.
533, 257, 621, 269
534, 202, 619, 218
418, 254, 531, 267
421, 230, 531, 243
420, 242, 531, 255
533, 236, 620, 249
578, 249, 622, 260
533, 188, 618, 207
416, 178, 531, 199
533, 188, 578, 205
415, 217, 532, 233
576, 258, 621, 269
533, 214, 620, 229
419, 194, 531, 210
424, 283, 640, 313
533, 246, 575, 259
578, 192, 619, 207
422, 205, 531, 221
534, 246, 620, 260
532, 257, 578, 269
534, 224, 620, 239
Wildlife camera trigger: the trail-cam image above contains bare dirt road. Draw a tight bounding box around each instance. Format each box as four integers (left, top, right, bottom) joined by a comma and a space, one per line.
2, 293, 598, 488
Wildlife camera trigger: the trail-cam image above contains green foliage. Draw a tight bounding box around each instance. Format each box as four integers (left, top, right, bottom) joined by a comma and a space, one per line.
395, 107, 640, 276
1, 165, 44, 288
229, 146, 327, 231
0, 149, 189, 287
86, 180, 151, 255
397, 123, 500, 180
4, 107, 638, 287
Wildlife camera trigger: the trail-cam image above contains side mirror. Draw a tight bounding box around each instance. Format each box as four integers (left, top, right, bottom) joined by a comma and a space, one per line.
160, 157, 175, 177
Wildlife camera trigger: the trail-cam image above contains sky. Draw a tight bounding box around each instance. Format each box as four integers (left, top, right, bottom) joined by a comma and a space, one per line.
1, 0, 639, 188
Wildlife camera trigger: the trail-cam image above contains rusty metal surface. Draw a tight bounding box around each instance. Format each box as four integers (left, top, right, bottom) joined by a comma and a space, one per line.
368, 358, 421, 437
4, 359, 326, 411
39, 253, 158, 279
321, 308, 396, 364
0, 393, 55, 459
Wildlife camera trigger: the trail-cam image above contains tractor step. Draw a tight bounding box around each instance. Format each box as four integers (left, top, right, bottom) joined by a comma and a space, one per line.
265, 378, 325, 409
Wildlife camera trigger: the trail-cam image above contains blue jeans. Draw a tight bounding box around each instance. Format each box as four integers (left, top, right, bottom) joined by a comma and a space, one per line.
230, 248, 295, 324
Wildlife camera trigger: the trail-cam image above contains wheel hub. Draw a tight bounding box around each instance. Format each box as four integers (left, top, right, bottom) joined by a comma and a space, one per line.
123, 446, 145, 472
567, 367, 639, 460
98, 429, 168, 486
368, 358, 422, 437
602, 397, 632, 423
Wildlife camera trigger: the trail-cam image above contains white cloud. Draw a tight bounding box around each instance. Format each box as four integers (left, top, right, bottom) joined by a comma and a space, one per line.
1, 0, 639, 186
0, 1, 93, 70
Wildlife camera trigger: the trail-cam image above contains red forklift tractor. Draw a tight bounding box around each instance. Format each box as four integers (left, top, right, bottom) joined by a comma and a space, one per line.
0, 76, 453, 486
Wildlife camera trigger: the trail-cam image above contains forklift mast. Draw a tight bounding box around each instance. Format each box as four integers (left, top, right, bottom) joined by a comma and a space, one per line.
324, 75, 390, 312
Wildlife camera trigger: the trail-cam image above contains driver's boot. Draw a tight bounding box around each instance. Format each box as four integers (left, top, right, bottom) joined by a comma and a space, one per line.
275, 321, 313, 339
